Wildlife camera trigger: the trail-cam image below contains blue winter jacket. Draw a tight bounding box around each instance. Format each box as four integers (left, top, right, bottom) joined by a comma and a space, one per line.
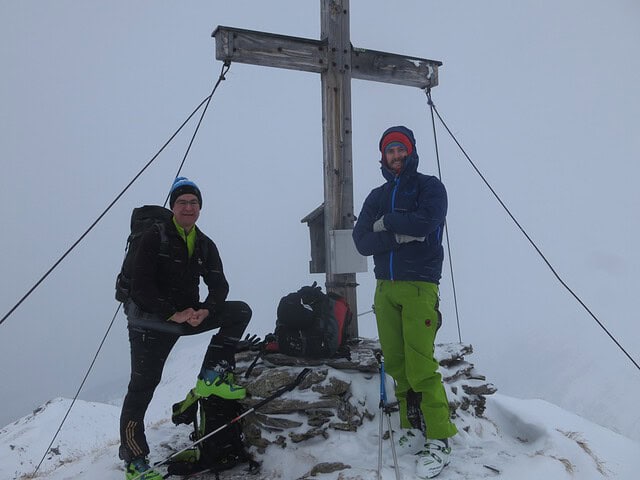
352, 126, 447, 284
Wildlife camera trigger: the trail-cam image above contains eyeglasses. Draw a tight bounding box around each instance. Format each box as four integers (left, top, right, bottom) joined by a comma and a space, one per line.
175, 199, 200, 207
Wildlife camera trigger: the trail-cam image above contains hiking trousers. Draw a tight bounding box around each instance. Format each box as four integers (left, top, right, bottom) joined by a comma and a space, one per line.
374, 280, 457, 440
119, 300, 251, 462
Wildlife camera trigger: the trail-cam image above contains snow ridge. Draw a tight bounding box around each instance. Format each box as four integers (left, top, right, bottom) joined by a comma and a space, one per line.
1, 337, 638, 480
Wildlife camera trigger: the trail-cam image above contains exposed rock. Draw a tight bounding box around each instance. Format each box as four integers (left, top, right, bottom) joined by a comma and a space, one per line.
242, 397, 340, 415
251, 412, 303, 430
329, 422, 358, 432
462, 383, 498, 396
336, 393, 362, 425
309, 462, 351, 476
245, 369, 296, 398
442, 362, 474, 382
289, 427, 329, 443
242, 421, 270, 452
262, 338, 380, 373
311, 377, 351, 396
299, 369, 328, 390
273, 435, 287, 448
305, 409, 334, 427
238, 338, 496, 459
436, 343, 474, 367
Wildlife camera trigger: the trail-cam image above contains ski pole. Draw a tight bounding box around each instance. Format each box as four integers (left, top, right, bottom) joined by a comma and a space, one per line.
377, 394, 384, 480
244, 349, 264, 378
386, 407, 401, 480
376, 353, 401, 480
131, 368, 311, 480
377, 353, 385, 480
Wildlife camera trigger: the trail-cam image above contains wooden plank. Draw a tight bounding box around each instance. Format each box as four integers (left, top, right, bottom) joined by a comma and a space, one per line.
301, 203, 326, 274
351, 48, 441, 88
212, 26, 326, 73
212, 26, 441, 89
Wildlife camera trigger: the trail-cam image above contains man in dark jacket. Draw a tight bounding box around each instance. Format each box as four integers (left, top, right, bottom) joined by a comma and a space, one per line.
353, 126, 457, 479
119, 177, 251, 480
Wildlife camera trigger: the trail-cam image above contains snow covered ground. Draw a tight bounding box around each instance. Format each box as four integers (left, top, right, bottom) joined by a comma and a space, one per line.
2, 336, 638, 480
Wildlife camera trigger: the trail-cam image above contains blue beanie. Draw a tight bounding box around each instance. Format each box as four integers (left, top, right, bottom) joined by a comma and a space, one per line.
169, 177, 202, 208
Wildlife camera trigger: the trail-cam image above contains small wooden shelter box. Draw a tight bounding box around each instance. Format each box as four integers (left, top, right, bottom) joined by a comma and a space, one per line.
301, 204, 367, 274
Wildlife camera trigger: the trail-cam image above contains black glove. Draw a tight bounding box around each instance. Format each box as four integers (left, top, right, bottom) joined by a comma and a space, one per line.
236, 333, 262, 352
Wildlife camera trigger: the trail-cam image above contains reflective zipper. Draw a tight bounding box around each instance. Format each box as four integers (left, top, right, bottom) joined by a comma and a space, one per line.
389, 177, 399, 280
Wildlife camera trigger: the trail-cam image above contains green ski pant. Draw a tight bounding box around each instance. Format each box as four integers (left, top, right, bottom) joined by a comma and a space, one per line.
374, 280, 458, 440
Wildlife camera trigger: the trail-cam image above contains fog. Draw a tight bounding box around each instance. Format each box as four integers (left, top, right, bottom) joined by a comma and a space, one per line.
1, 1, 639, 440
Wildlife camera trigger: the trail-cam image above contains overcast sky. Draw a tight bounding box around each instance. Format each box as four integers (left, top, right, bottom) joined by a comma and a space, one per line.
1, 1, 639, 440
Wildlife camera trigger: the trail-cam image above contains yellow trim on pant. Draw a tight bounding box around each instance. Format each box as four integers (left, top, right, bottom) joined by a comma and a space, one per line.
124, 420, 144, 458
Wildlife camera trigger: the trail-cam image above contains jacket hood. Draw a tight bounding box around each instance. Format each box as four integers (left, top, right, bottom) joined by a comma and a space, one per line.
379, 125, 419, 181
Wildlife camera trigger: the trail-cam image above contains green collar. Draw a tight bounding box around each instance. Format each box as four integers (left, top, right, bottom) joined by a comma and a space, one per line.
172, 217, 197, 258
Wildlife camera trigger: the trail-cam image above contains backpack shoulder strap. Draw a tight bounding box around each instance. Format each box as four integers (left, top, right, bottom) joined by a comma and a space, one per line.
156, 221, 171, 257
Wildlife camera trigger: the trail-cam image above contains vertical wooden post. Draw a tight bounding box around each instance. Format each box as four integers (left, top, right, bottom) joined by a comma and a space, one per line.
321, 0, 358, 338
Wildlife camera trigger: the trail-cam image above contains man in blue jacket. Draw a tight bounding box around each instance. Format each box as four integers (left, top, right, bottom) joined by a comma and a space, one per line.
353, 126, 457, 479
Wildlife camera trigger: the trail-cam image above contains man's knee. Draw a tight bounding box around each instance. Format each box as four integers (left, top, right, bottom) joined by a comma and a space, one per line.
239, 304, 251, 331
233, 300, 252, 324
219, 300, 252, 329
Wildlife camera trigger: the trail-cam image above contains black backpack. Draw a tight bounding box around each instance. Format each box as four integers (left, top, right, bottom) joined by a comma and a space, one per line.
170, 393, 254, 475
272, 282, 351, 358
115, 205, 173, 303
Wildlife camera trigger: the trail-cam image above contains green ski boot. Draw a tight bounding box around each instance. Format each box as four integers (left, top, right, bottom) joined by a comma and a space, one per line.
194, 364, 246, 400
125, 457, 163, 480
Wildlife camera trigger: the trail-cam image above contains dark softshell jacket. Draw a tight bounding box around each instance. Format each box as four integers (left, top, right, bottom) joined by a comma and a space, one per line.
130, 219, 229, 319
352, 126, 447, 284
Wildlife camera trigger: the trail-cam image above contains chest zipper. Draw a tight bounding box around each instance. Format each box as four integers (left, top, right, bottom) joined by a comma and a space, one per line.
389, 177, 399, 281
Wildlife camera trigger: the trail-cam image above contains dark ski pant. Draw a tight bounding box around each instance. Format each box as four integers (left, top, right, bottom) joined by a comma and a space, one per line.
118, 300, 251, 463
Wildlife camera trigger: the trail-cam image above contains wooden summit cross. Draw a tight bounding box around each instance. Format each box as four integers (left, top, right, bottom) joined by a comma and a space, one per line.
212, 1, 441, 338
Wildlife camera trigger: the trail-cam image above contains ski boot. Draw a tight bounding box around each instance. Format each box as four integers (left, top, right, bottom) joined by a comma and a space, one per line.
195, 361, 246, 400
125, 457, 163, 480
415, 439, 451, 479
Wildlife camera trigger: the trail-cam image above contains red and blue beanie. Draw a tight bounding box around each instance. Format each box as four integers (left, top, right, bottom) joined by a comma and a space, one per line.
380, 130, 414, 156
169, 177, 202, 208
